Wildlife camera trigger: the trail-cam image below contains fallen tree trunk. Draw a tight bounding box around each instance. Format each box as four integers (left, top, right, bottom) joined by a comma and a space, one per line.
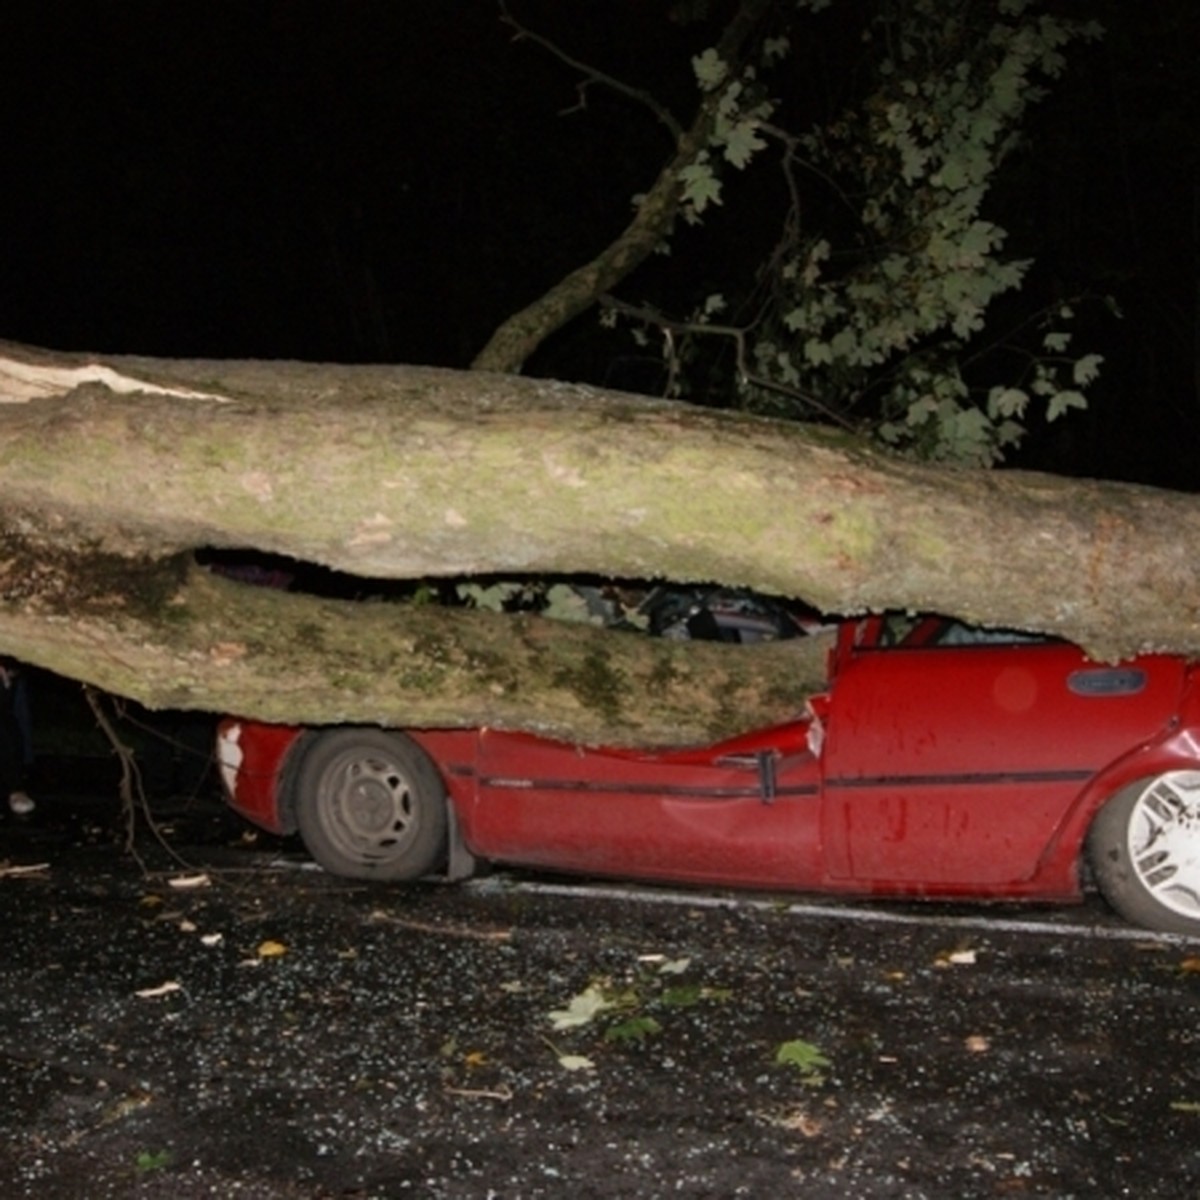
0, 342, 1195, 742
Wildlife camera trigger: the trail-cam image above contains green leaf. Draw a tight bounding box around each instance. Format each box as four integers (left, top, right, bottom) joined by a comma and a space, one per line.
722, 120, 766, 169
691, 48, 728, 90
775, 1039, 831, 1085
1072, 353, 1104, 386
1046, 389, 1088, 422
456, 582, 522, 612
604, 1016, 662, 1044
541, 584, 603, 625
988, 386, 1027, 420
657, 956, 691, 976
135, 1150, 172, 1174
661, 984, 703, 1008
678, 162, 723, 213
762, 36, 790, 62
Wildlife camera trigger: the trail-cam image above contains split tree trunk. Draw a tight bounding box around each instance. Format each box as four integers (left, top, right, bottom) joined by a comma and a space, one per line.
0, 342, 1195, 744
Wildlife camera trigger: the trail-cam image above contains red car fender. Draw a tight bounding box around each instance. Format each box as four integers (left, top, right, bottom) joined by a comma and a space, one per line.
216, 719, 304, 835
1034, 667, 1200, 883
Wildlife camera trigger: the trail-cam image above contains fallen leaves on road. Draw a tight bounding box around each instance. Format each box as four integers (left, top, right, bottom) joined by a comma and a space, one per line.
135, 981, 183, 999
167, 873, 212, 890
548, 984, 615, 1031
757, 1105, 824, 1137
935, 946, 979, 967
775, 1039, 831, 1087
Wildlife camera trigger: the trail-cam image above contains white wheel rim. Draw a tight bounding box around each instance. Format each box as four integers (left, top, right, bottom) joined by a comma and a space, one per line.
1127, 771, 1200, 919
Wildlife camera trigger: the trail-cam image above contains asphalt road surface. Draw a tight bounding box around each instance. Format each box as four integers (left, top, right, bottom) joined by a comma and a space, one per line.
2, 789, 1199, 1198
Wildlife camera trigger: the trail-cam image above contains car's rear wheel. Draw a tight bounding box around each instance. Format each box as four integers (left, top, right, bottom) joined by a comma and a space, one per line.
1088, 771, 1200, 935
292, 729, 447, 881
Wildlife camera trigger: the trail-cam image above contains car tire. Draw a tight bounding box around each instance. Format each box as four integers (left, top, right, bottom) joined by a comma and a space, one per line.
291, 728, 448, 881
1088, 771, 1200, 935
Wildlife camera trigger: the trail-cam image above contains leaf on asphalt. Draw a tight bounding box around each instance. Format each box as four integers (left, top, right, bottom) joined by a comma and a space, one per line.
604, 1016, 662, 1044
758, 1105, 824, 1137
557, 1053, 596, 1072
775, 1039, 831, 1086
657, 957, 692, 975
200, 933, 224, 947
964, 1035, 991, 1053
257, 939, 287, 958
1170, 1101, 1200, 1114
935, 947, 978, 967
167, 873, 212, 890
135, 980, 183, 999
547, 984, 614, 1030
464, 1051, 488, 1068
662, 984, 704, 1008
135, 1149, 172, 1174
1179, 957, 1200, 974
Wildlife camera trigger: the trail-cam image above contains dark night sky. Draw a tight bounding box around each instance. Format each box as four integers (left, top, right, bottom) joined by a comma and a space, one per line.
0, 1, 1196, 487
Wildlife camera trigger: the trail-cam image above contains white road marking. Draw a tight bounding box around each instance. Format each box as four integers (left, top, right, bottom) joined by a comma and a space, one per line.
466, 876, 1200, 945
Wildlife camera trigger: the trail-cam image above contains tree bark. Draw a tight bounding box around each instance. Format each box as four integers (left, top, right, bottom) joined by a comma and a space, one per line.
0, 342, 1197, 743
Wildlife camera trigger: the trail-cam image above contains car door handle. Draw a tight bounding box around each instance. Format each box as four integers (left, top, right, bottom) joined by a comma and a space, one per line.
717, 750, 778, 804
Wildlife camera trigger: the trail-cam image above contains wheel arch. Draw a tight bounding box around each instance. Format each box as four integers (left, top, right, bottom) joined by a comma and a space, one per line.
280, 724, 476, 880
274, 728, 315, 837
1039, 724, 1200, 887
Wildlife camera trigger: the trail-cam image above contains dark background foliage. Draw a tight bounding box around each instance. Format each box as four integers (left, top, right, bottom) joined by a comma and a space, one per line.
0, 1, 1195, 485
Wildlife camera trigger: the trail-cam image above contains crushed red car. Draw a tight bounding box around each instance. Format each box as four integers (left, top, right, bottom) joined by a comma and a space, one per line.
216, 613, 1200, 935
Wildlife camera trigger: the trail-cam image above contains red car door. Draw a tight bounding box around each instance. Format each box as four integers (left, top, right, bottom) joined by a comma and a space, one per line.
820, 625, 1186, 888
464, 725, 822, 889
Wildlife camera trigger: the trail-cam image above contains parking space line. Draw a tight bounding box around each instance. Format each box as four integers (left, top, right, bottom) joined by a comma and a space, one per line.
467, 877, 1199, 945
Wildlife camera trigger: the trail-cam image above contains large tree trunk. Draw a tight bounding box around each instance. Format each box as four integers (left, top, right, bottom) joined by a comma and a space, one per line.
0, 342, 1195, 744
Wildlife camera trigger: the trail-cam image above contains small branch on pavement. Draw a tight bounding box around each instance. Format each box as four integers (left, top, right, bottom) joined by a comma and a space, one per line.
366, 908, 513, 942
444, 1083, 515, 1102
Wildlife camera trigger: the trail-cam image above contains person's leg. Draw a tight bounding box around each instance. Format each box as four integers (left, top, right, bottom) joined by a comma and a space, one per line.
0, 694, 33, 814
11, 672, 34, 777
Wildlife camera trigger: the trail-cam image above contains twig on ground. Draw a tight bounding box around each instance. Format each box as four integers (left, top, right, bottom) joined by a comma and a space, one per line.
83, 686, 194, 874
366, 908, 513, 942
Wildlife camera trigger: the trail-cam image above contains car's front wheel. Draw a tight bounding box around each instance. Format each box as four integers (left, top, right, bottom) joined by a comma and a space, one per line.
1088, 771, 1200, 935
291, 729, 448, 881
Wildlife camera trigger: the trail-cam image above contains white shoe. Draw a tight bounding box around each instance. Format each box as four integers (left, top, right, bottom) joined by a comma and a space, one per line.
8, 791, 34, 815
